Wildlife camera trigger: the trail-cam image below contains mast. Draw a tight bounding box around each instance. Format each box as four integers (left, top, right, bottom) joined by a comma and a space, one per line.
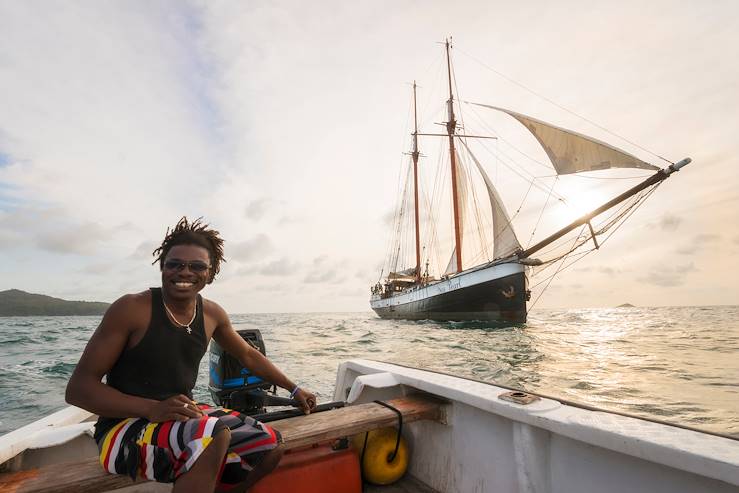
518, 158, 692, 259
412, 81, 422, 282
445, 38, 463, 273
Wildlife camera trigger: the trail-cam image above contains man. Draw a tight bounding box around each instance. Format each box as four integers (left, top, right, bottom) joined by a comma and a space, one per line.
66, 217, 316, 492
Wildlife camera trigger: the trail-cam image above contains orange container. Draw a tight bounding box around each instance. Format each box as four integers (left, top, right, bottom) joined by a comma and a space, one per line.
250, 443, 362, 493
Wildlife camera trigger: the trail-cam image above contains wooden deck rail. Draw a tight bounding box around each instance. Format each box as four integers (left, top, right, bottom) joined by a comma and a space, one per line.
0, 394, 444, 493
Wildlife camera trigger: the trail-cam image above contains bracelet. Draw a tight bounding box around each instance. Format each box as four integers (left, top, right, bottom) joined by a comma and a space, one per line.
289, 385, 300, 399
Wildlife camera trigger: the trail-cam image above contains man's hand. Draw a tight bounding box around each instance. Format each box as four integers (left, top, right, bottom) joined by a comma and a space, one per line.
146, 395, 204, 422
294, 388, 317, 415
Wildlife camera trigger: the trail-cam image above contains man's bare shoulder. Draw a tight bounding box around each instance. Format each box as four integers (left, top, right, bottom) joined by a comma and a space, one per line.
103, 290, 152, 324
202, 297, 228, 321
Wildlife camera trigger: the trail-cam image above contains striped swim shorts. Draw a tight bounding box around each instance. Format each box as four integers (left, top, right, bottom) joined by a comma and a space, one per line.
97, 403, 281, 489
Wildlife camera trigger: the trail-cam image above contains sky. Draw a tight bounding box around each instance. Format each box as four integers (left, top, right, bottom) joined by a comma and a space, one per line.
0, 1, 737, 313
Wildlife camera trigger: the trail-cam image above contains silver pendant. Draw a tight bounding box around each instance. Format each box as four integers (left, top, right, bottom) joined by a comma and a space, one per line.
186, 326, 192, 334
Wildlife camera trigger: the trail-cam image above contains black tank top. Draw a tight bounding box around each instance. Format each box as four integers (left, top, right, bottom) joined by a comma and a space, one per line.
94, 288, 207, 440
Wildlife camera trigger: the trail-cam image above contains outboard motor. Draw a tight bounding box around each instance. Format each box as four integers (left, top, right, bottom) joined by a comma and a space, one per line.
209, 329, 291, 415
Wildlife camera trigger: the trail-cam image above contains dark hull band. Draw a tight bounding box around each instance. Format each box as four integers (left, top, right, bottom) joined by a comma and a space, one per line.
371, 271, 527, 323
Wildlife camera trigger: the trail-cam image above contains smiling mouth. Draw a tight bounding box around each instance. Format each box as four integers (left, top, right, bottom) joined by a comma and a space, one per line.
173, 281, 196, 288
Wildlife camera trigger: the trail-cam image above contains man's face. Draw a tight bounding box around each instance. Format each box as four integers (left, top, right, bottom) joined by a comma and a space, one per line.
161, 244, 211, 301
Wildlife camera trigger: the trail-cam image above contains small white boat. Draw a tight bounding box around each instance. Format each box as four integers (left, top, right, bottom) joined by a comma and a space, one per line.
1, 360, 737, 492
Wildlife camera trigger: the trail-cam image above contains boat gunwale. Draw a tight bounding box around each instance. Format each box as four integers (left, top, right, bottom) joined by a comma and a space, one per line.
361, 358, 738, 442
337, 359, 739, 487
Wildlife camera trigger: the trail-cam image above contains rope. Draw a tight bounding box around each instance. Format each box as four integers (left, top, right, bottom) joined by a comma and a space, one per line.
455, 46, 675, 166
527, 176, 559, 249
528, 183, 660, 298
373, 400, 403, 461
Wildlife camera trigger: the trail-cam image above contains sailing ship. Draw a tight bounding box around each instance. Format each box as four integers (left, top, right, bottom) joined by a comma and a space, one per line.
370, 39, 690, 323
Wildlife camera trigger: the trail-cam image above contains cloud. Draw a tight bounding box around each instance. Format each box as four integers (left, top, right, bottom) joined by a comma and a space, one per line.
304, 269, 339, 284
258, 257, 300, 276
573, 266, 620, 276
79, 262, 115, 275
312, 255, 329, 267
334, 287, 367, 297
638, 263, 696, 287
229, 234, 273, 262
658, 213, 681, 231
278, 215, 300, 225
36, 221, 113, 255
0, 3, 225, 230
244, 198, 272, 221
676, 233, 721, 255
129, 241, 157, 261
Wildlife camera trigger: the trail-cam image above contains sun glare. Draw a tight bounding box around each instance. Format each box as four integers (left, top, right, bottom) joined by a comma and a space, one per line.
553, 189, 608, 226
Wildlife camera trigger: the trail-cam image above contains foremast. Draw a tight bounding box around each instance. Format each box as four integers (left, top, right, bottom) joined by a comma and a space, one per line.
411, 81, 422, 283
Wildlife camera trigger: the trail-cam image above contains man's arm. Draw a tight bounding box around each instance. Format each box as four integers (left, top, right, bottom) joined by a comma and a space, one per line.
210, 302, 317, 414
65, 294, 202, 422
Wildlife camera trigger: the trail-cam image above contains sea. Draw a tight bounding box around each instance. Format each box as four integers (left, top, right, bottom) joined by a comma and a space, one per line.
1, 306, 738, 438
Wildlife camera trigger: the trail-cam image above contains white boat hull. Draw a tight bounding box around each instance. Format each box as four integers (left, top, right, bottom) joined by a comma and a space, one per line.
334, 360, 739, 493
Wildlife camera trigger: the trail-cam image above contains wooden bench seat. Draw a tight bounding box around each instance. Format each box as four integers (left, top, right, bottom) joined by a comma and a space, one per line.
0, 394, 444, 493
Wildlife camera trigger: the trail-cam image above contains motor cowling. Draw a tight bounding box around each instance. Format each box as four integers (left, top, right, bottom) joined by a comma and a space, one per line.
208, 329, 274, 415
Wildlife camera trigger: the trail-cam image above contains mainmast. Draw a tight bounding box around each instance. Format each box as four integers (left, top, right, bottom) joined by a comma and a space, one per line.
412, 81, 422, 283
445, 38, 463, 273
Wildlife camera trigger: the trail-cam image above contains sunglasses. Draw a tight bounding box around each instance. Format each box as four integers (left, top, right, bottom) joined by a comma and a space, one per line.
163, 260, 210, 273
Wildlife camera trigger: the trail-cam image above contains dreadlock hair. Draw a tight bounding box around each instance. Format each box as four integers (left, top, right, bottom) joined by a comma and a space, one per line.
152, 217, 225, 284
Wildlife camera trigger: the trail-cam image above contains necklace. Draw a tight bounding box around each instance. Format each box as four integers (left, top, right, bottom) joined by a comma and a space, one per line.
162, 299, 197, 334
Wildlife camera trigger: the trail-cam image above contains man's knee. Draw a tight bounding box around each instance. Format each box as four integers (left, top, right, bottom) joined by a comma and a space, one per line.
261, 444, 283, 474
214, 427, 231, 451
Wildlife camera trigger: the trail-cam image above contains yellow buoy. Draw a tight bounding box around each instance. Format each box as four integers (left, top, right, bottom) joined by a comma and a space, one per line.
351, 427, 409, 485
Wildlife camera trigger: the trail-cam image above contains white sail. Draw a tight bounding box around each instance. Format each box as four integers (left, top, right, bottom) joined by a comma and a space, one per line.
459, 140, 521, 259
470, 104, 659, 175
444, 149, 468, 275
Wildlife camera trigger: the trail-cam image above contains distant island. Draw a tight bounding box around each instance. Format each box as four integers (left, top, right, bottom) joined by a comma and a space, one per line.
0, 289, 110, 316
617, 303, 635, 308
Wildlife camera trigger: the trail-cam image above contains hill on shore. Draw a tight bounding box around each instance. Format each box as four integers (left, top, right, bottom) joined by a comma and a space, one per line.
0, 289, 109, 316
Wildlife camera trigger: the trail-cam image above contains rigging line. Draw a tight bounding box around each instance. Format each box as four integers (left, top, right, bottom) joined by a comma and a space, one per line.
535, 190, 641, 259
453, 87, 553, 191
458, 140, 520, 259
512, 180, 534, 219
382, 99, 416, 276
565, 173, 655, 180
425, 136, 447, 277
530, 249, 592, 289
463, 123, 568, 202
417, 57, 446, 132
465, 103, 552, 171
390, 163, 413, 273
421, 184, 442, 279
451, 59, 493, 263
531, 185, 660, 286
472, 135, 567, 202
459, 145, 491, 262
528, 226, 584, 312
526, 175, 560, 249
533, 192, 641, 262
598, 186, 661, 244
388, 163, 407, 264
455, 46, 675, 166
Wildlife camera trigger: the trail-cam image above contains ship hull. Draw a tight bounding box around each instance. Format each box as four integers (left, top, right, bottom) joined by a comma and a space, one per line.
370, 262, 527, 323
